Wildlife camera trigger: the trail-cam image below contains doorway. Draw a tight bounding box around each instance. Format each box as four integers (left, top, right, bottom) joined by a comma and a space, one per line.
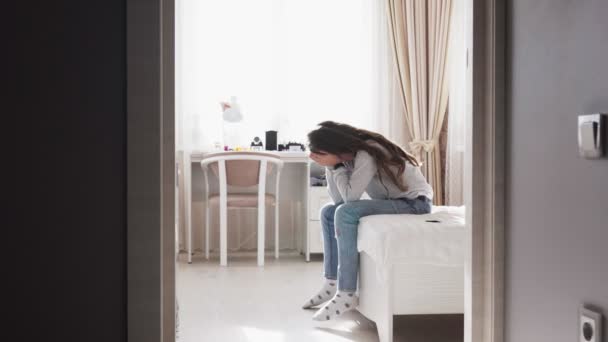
126, 0, 505, 341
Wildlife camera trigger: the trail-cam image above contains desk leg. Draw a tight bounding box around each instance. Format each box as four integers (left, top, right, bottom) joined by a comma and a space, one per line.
185, 152, 192, 263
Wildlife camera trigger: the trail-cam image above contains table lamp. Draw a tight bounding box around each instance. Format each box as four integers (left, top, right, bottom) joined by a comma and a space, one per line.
220, 96, 243, 149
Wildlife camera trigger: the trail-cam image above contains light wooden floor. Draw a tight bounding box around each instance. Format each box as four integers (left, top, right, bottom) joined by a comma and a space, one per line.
177, 252, 463, 342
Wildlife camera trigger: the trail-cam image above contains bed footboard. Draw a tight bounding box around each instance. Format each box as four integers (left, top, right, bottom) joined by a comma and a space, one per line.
357, 251, 464, 342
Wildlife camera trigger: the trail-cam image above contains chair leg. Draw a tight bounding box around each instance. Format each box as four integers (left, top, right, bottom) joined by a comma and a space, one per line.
275, 201, 279, 259
188, 206, 192, 264
220, 201, 227, 266
203, 165, 210, 261
205, 200, 210, 260
258, 202, 265, 267
257, 161, 267, 267
219, 161, 228, 266
274, 169, 281, 260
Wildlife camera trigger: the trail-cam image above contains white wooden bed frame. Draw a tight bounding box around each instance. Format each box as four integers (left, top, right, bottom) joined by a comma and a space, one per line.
358, 251, 464, 342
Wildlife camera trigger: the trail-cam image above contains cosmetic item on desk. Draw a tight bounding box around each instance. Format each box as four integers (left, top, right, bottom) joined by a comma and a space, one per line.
251, 136, 264, 151
286, 142, 306, 151
265, 130, 277, 151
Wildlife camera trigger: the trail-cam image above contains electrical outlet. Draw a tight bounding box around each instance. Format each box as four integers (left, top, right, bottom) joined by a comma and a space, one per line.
580, 306, 603, 342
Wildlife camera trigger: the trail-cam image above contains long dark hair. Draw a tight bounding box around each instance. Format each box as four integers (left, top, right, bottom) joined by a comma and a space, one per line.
307, 121, 419, 191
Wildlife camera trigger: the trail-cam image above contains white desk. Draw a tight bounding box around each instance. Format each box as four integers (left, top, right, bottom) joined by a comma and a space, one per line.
181, 150, 317, 261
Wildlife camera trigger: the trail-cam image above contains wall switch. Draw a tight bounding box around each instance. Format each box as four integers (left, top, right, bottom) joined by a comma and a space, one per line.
578, 114, 606, 159
580, 306, 603, 342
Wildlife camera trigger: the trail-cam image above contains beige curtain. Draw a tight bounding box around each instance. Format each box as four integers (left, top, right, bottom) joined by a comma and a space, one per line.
386, 0, 452, 205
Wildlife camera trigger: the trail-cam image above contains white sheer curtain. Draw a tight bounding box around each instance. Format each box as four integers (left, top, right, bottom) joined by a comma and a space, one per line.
372, 0, 411, 149
176, 0, 392, 151
445, 0, 466, 205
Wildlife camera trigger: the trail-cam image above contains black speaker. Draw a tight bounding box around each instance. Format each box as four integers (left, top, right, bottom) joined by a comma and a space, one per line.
265, 130, 277, 151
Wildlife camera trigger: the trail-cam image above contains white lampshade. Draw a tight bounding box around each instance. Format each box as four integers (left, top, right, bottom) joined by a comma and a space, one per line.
222, 108, 242, 123
221, 96, 244, 147
222, 96, 243, 123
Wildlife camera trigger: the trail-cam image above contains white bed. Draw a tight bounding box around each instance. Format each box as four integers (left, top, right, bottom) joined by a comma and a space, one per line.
356, 206, 465, 342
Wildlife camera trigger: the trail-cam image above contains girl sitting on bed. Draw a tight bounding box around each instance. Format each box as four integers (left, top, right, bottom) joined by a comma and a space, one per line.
304, 121, 433, 321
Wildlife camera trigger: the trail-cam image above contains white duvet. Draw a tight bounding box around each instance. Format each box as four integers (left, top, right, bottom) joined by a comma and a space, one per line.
357, 206, 465, 269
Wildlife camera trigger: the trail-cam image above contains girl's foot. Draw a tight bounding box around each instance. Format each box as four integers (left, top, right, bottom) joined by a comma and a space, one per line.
312, 291, 358, 321
302, 279, 337, 309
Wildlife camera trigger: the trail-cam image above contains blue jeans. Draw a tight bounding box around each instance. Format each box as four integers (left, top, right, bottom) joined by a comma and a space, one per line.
321, 197, 432, 291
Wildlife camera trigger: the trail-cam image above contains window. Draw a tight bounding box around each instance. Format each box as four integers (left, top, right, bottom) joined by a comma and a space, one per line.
176, 0, 376, 150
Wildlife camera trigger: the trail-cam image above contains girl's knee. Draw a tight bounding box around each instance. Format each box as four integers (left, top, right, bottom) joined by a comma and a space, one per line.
334, 203, 360, 224
415, 199, 432, 214
320, 203, 338, 222
421, 203, 432, 214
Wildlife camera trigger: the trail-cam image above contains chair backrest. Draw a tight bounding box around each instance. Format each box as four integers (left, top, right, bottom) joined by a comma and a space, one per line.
201, 152, 283, 187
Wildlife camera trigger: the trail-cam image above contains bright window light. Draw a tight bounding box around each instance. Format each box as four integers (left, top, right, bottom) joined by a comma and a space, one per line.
177, 0, 374, 149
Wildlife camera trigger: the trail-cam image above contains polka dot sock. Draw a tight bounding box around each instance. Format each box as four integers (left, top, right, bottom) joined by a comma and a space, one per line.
312, 291, 358, 321
302, 279, 337, 309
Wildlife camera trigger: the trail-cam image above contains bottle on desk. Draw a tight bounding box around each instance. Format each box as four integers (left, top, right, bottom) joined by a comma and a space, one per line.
265, 130, 277, 151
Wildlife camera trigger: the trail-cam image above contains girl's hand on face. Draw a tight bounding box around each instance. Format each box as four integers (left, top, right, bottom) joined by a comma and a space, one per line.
309, 152, 341, 167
